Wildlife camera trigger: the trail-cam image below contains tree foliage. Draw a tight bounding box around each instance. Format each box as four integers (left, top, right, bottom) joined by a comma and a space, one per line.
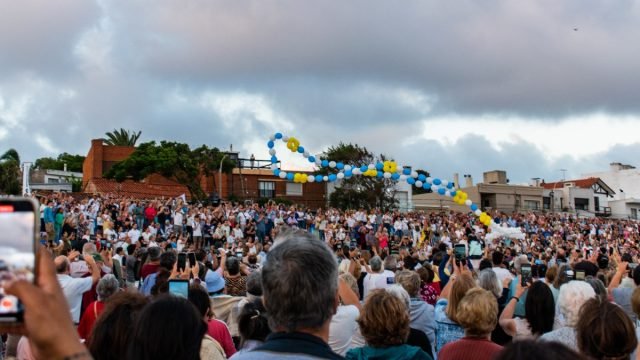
324, 143, 398, 211
104, 129, 142, 146
34, 153, 85, 172
412, 169, 433, 195
0, 149, 21, 195
104, 141, 235, 200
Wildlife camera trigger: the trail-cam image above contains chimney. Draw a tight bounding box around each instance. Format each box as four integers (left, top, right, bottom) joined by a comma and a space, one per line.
63, 163, 67, 172
453, 173, 460, 189
464, 174, 473, 187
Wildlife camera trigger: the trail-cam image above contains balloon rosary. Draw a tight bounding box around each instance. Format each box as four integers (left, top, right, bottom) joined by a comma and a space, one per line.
267, 132, 495, 227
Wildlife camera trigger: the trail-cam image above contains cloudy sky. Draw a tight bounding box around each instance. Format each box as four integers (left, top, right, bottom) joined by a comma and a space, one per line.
2, 0, 640, 184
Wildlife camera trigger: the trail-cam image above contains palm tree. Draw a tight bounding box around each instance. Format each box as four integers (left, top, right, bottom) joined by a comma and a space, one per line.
0, 149, 21, 195
103, 129, 142, 146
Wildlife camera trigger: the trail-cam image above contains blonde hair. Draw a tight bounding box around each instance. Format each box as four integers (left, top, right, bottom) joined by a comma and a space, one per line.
631, 287, 640, 317
456, 288, 498, 337
339, 272, 360, 299
395, 270, 421, 297
446, 273, 477, 324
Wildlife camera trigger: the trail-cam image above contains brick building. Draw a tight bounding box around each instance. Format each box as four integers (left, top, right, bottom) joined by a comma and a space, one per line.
81, 139, 327, 205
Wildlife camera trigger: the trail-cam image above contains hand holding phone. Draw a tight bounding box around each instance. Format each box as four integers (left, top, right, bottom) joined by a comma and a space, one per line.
520, 264, 532, 287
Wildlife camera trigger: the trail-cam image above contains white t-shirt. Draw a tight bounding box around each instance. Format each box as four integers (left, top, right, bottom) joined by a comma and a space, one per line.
363, 270, 395, 299
57, 274, 93, 323
493, 267, 513, 284
128, 229, 141, 244
329, 305, 360, 356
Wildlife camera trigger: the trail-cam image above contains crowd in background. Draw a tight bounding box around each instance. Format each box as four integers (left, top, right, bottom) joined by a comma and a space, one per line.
3, 191, 640, 359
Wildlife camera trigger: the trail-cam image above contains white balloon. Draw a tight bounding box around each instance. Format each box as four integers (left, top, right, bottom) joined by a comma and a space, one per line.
442, 179, 449, 186
329, 161, 337, 168
415, 180, 423, 188
431, 185, 439, 192
269, 149, 276, 156
368, 163, 375, 170
445, 191, 451, 197
465, 199, 472, 206
307, 175, 315, 183
475, 209, 482, 216
353, 168, 361, 175
399, 175, 407, 181
271, 164, 278, 170
282, 136, 289, 142
269, 135, 276, 141
383, 172, 392, 179
303, 151, 310, 158
337, 172, 345, 179
279, 172, 287, 179
426, 177, 433, 184
344, 165, 352, 171
315, 158, 322, 166
411, 171, 419, 178
323, 176, 329, 182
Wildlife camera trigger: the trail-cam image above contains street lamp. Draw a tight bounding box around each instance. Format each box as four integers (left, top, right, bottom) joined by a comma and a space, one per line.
219, 153, 228, 200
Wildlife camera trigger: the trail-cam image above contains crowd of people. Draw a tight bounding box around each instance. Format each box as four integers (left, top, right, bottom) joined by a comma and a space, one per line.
3, 191, 640, 359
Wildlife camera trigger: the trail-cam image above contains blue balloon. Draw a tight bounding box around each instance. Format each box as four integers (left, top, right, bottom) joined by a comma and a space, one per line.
376, 162, 384, 170
450, 190, 457, 197
336, 162, 344, 170
273, 169, 280, 176
328, 174, 337, 182
447, 181, 454, 189
407, 177, 416, 185
321, 160, 329, 167
376, 171, 383, 179
433, 178, 442, 185
418, 174, 426, 182
360, 165, 368, 172
271, 156, 278, 163
308, 156, 316, 163
422, 183, 430, 190
315, 175, 323, 182
297, 146, 305, 154
267, 141, 275, 148
345, 170, 353, 177
286, 173, 294, 181
438, 188, 446, 195
470, 204, 478, 211
403, 168, 411, 175
275, 132, 283, 139
391, 173, 400, 180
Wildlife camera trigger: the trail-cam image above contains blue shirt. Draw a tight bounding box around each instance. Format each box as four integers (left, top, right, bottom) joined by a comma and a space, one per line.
434, 299, 464, 352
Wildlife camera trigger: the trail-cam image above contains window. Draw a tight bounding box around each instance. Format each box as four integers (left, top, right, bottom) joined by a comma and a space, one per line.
632, 208, 638, 220
524, 200, 539, 210
258, 181, 275, 198
47, 178, 59, 184
543, 197, 551, 210
286, 182, 303, 196
574, 198, 589, 211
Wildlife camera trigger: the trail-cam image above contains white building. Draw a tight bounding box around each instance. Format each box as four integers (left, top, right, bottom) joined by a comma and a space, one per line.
584, 163, 640, 219
541, 178, 615, 217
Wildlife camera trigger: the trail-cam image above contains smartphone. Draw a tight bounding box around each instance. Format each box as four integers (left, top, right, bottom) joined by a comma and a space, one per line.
386, 277, 395, 284
106, 243, 112, 250
168, 279, 189, 298
177, 253, 187, 272
575, 270, 586, 280
520, 264, 532, 286
187, 252, 196, 267
100, 240, 107, 249
454, 244, 466, 261
0, 198, 38, 323
629, 263, 638, 270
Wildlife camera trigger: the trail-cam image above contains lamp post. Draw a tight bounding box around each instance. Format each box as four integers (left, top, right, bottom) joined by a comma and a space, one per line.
219, 154, 228, 200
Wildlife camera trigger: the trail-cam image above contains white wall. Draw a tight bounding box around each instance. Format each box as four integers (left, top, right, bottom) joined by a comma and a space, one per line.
584, 167, 640, 201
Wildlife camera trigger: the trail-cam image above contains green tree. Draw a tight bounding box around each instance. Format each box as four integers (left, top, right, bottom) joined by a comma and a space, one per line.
104, 141, 234, 200
0, 149, 22, 195
103, 129, 142, 146
324, 143, 398, 211
34, 153, 85, 172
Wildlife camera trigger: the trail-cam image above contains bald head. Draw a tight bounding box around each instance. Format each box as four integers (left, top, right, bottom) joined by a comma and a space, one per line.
54, 256, 70, 274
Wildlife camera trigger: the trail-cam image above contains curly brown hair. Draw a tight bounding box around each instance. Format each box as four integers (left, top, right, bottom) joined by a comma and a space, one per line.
358, 289, 410, 347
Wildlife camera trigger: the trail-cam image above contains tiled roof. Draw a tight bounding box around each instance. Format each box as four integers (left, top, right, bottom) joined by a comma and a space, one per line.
84, 178, 190, 199
542, 177, 599, 189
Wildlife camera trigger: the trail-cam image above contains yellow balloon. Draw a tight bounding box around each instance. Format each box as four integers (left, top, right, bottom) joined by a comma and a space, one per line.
287, 137, 300, 152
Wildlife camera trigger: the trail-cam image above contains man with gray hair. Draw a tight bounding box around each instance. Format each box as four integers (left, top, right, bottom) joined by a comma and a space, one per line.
233, 229, 343, 359
362, 255, 396, 299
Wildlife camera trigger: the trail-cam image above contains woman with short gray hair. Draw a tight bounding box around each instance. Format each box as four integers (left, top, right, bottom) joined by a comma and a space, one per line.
78, 274, 121, 341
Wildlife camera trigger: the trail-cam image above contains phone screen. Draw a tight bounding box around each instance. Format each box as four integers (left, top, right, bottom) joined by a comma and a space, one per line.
454, 244, 466, 261
168, 280, 189, 298
520, 265, 532, 286
575, 270, 586, 280
177, 253, 187, 272
0, 199, 37, 321
187, 252, 196, 267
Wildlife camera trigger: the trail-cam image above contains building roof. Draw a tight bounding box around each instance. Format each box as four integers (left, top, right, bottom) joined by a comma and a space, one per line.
84, 178, 189, 200
542, 177, 615, 195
